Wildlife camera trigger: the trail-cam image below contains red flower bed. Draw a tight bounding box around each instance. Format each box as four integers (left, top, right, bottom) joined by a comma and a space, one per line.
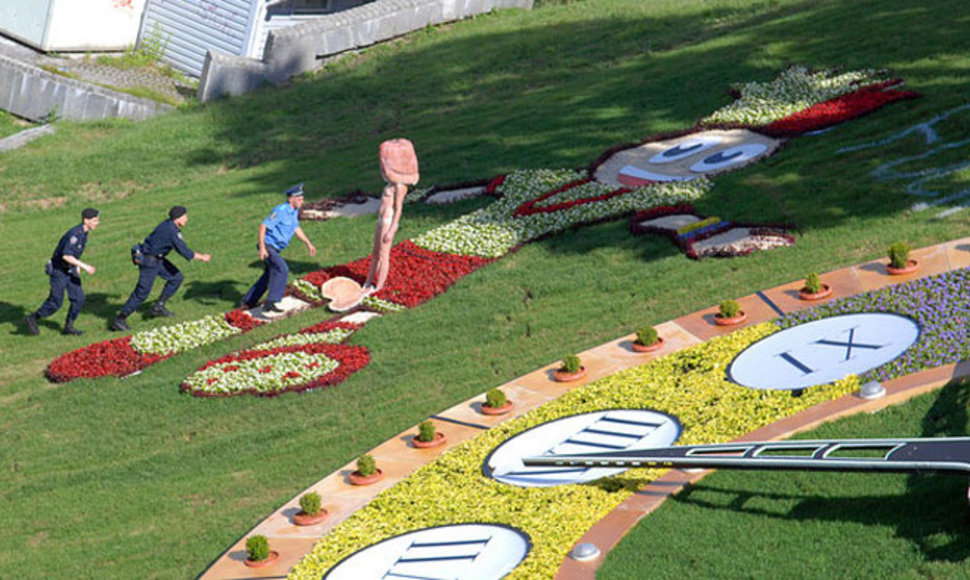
484, 174, 507, 195
512, 178, 633, 217
760, 80, 920, 137
181, 343, 371, 398
299, 320, 362, 335
46, 336, 168, 383
225, 308, 266, 331
296, 240, 494, 309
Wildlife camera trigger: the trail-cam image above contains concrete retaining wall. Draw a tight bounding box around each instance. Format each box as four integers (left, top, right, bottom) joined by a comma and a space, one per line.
0, 53, 171, 122
198, 0, 532, 102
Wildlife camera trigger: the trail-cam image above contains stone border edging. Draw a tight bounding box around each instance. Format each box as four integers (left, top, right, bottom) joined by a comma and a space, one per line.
0, 52, 171, 122
197, 235, 970, 578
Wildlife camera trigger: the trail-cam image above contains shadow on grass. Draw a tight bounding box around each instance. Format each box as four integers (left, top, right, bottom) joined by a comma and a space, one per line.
188, 0, 967, 240
183, 278, 245, 305
0, 300, 31, 335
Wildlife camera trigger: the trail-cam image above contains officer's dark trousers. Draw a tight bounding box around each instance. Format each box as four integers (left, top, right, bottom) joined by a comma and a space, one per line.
241, 247, 288, 306
120, 257, 183, 317
36, 269, 84, 323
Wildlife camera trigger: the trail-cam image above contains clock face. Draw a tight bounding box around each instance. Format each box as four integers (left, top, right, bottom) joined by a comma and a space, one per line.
323, 523, 531, 580
728, 313, 921, 391
484, 409, 681, 487
594, 129, 782, 186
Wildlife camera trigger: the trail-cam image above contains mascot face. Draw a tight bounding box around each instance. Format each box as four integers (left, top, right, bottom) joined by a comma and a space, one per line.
594, 129, 783, 186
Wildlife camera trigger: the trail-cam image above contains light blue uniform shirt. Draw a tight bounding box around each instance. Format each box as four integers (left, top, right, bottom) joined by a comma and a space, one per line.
262, 202, 300, 250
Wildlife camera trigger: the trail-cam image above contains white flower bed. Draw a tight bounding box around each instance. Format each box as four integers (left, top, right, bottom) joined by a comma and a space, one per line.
291, 279, 324, 301
130, 315, 241, 356
251, 328, 356, 351
702, 66, 884, 126
183, 352, 340, 395
362, 296, 406, 313
413, 169, 710, 257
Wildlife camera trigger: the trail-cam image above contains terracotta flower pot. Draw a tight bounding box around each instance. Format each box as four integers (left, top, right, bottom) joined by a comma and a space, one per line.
348, 469, 384, 486
631, 337, 664, 352
798, 283, 832, 301
293, 510, 328, 526
887, 259, 919, 275
481, 401, 514, 415
412, 431, 447, 449
553, 366, 586, 382
244, 550, 280, 568
714, 311, 747, 326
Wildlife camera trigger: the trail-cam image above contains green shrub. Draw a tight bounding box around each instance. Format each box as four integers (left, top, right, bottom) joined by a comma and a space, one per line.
635, 326, 659, 346
357, 454, 377, 477
485, 388, 506, 409
417, 420, 436, 443
561, 354, 582, 373
719, 300, 741, 318
299, 492, 321, 516
888, 241, 911, 269
246, 535, 270, 562
804, 272, 822, 294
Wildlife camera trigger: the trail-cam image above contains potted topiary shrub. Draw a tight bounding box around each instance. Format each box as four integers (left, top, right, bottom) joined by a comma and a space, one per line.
798, 272, 832, 300
553, 353, 586, 382
244, 534, 279, 568
481, 387, 513, 415
293, 491, 328, 526
348, 453, 384, 486
714, 299, 747, 326
412, 419, 446, 448
631, 325, 664, 353
887, 241, 918, 275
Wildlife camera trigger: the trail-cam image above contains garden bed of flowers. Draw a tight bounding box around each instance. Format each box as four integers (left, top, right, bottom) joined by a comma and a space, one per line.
288, 323, 859, 580
701, 66, 903, 127
776, 267, 970, 382
628, 204, 795, 259
46, 309, 266, 382
181, 321, 368, 397
413, 169, 710, 257
293, 240, 496, 309
46, 335, 169, 382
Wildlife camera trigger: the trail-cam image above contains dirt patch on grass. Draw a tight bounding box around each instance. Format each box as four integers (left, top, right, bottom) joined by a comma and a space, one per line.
27, 531, 49, 547
77, 180, 140, 202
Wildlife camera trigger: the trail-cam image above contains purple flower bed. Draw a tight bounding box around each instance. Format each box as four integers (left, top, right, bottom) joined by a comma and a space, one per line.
775, 268, 970, 382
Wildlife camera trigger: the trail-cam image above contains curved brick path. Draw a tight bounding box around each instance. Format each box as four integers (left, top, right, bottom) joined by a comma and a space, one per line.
198, 236, 970, 579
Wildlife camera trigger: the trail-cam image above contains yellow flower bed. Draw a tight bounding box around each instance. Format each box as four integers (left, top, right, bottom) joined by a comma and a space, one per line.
289, 323, 858, 579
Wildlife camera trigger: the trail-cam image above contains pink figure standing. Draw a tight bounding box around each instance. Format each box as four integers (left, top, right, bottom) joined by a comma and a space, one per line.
362, 139, 419, 294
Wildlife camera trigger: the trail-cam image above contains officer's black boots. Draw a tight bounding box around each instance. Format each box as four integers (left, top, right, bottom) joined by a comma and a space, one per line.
24, 313, 39, 336
62, 322, 83, 336
110, 316, 129, 332
151, 299, 174, 318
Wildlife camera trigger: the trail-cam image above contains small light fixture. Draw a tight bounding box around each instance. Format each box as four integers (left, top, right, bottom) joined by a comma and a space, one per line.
571, 542, 601, 562
859, 380, 886, 400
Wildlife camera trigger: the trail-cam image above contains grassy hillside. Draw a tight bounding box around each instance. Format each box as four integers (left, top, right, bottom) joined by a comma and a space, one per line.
1, 0, 969, 577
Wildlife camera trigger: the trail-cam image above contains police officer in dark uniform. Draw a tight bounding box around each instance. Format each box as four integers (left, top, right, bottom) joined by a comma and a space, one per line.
111, 206, 211, 331
24, 208, 100, 336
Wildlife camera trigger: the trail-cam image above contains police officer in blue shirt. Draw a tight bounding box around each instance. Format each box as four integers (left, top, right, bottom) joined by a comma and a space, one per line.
240, 184, 316, 312
111, 206, 211, 331
24, 208, 100, 336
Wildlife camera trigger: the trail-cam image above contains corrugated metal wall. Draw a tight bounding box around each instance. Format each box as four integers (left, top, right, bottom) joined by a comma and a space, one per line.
140, 0, 259, 77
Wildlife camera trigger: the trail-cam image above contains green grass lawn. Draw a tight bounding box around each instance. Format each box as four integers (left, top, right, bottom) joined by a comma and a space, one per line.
0, 109, 32, 139
1, 0, 970, 577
